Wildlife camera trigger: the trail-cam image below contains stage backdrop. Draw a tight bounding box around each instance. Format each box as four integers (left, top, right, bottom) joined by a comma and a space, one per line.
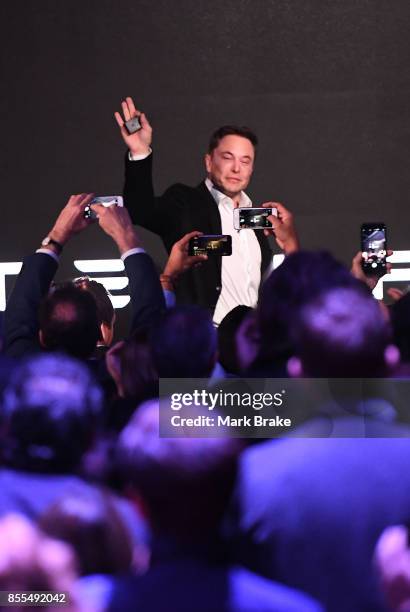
1, 1, 410, 337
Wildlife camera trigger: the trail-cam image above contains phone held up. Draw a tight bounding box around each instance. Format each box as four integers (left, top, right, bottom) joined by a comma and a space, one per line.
84, 196, 124, 220
188, 235, 232, 256
361, 222, 387, 276
233, 207, 278, 230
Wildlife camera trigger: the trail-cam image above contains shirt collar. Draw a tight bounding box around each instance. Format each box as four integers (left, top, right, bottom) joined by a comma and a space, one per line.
205, 178, 252, 208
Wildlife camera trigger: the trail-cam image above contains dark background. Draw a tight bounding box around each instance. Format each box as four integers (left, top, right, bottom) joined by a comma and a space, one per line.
1, 1, 410, 336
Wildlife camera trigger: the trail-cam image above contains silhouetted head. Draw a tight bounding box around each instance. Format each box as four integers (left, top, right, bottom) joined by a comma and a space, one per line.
151, 306, 217, 378
288, 286, 397, 377
73, 277, 115, 347
40, 490, 133, 576
254, 251, 367, 369
2, 353, 103, 473
39, 284, 100, 359
117, 400, 242, 542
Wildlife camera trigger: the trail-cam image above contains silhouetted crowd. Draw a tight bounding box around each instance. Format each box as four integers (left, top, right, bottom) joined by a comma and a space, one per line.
2, 107, 410, 610
1, 192, 410, 612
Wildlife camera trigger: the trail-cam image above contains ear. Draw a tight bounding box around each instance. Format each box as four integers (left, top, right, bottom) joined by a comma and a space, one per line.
100, 322, 114, 346
204, 153, 212, 174
384, 344, 400, 370
39, 329, 46, 348
287, 356, 304, 378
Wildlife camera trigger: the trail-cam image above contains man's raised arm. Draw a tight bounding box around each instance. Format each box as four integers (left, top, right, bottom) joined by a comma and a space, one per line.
90, 203, 165, 332
4, 194, 94, 357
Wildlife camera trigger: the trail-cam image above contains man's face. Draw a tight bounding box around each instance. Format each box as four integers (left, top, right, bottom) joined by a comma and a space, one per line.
205, 135, 255, 198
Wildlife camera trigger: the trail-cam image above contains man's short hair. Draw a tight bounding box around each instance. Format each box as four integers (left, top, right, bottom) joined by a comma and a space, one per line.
39, 284, 100, 359
73, 277, 114, 328
208, 125, 258, 154
117, 400, 242, 540
150, 306, 217, 378
254, 251, 367, 368
293, 286, 392, 377
2, 353, 103, 472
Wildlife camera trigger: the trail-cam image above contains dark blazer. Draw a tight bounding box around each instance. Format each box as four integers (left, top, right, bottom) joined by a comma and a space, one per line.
4, 251, 165, 359
124, 154, 272, 311
226, 422, 410, 612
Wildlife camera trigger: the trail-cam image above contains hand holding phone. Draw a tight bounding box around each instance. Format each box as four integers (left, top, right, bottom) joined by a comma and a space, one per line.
233, 207, 277, 230
84, 196, 124, 220
361, 223, 387, 276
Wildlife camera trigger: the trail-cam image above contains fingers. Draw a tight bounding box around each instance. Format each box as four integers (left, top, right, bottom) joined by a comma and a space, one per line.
67, 193, 94, 208
121, 100, 131, 121
387, 288, 405, 302
140, 112, 152, 131
178, 230, 203, 247
90, 203, 104, 213
114, 111, 124, 128
126, 96, 137, 116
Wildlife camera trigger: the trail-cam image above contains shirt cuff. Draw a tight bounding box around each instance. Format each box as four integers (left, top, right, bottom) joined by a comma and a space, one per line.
121, 247, 147, 261
128, 148, 152, 161
163, 289, 176, 308
36, 249, 60, 264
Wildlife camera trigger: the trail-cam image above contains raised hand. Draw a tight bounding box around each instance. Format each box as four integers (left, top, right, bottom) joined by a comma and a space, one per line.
163, 231, 208, 282
114, 96, 152, 157
90, 203, 141, 254
49, 193, 95, 245
262, 201, 299, 254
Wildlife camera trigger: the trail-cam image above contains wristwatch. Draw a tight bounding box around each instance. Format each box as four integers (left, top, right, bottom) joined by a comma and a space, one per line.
41, 236, 63, 253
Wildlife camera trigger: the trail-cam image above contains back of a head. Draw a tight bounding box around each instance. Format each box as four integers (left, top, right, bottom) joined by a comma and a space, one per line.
117, 400, 242, 541
294, 286, 392, 377
151, 306, 217, 378
0, 513, 78, 603
255, 251, 366, 366
73, 277, 114, 339
39, 284, 100, 359
2, 353, 103, 473
40, 490, 133, 576
218, 306, 253, 374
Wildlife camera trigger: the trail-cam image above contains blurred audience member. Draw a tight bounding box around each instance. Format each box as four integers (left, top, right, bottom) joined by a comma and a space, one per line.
217, 306, 253, 376
287, 285, 398, 378
83, 400, 323, 612
151, 305, 217, 378
249, 250, 362, 376
0, 513, 78, 611
374, 524, 410, 612
40, 490, 136, 576
0, 354, 147, 547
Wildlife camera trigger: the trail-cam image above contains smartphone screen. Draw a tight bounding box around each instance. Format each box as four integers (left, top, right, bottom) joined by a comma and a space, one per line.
361, 223, 387, 276
188, 235, 232, 256
237, 208, 273, 229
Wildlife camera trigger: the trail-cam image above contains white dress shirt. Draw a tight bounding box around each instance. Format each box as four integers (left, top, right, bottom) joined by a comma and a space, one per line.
128, 152, 262, 321
205, 179, 261, 326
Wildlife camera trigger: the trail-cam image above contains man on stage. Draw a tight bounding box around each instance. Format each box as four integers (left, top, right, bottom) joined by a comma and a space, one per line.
116, 96, 298, 323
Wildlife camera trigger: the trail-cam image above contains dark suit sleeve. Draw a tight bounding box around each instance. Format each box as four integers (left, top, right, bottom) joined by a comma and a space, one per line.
3, 253, 58, 358
123, 252, 165, 333
123, 153, 184, 240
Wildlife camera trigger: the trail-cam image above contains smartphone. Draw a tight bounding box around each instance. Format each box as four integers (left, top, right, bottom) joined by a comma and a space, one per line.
361, 223, 387, 276
233, 207, 277, 230
188, 235, 232, 256
84, 196, 124, 220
